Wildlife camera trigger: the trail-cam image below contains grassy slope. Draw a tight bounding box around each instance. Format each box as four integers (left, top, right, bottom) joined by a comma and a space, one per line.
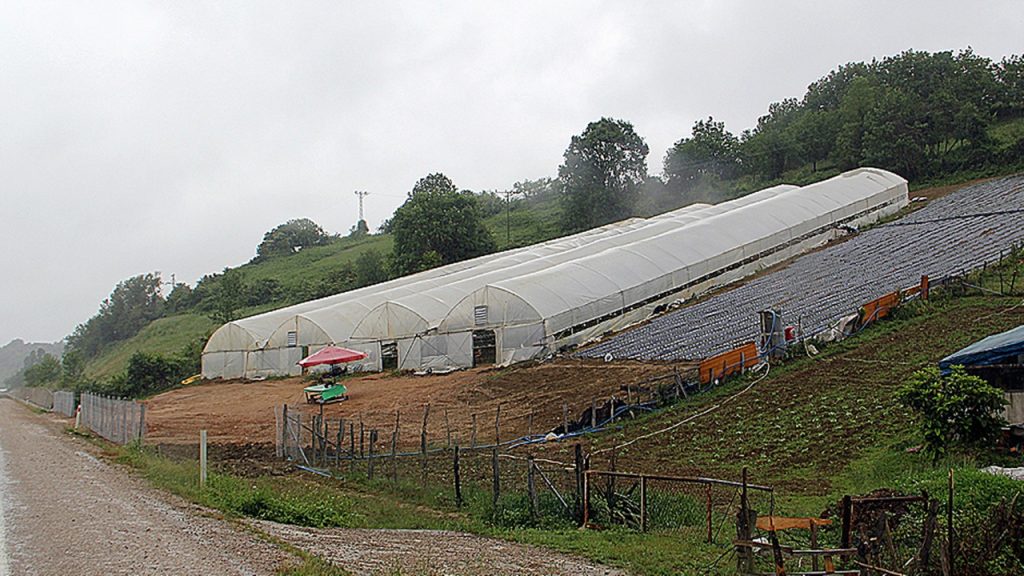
239, 235, 394, 296
86, 314, 217, 381
483, 194, 564, 251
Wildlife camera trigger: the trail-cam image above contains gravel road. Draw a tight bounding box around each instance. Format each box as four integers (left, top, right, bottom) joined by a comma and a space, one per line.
1, 398, 625, 575
255, 521, 626, 576
0, 398, 289, 576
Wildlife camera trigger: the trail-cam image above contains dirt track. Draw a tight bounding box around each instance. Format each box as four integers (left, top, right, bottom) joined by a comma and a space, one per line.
145, 359, 692, 449
0, 398, 289, 576
1, 399, 628, 576
255, 522, 624, 576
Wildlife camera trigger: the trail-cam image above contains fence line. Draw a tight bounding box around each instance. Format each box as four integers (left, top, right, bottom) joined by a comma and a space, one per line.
53, 390, 76, 417
9, 386, 54, 410
79, 392, 146, 445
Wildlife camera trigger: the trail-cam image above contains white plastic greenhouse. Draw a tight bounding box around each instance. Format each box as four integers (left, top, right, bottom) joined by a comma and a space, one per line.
202, 167, 908, 379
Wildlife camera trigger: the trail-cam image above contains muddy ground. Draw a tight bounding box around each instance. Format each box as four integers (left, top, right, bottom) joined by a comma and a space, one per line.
145, 359, 695, 453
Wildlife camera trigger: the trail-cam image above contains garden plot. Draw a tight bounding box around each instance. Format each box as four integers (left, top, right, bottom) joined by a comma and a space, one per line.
580, 175, 1024, 361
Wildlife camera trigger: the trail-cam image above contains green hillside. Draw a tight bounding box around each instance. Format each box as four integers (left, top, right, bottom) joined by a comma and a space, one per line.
237, 234, 393, 300
86, 314, 216, 381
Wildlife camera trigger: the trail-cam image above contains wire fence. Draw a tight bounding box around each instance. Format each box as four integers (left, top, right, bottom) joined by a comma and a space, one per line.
53, 390, 76, 417
9, 386, 53, 410
584, 469, 774, 539
276, 403, 585, 525
79, 392, 146, 445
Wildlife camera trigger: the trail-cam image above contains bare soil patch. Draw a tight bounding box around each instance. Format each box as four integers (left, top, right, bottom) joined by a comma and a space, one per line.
145, 359, 693, 451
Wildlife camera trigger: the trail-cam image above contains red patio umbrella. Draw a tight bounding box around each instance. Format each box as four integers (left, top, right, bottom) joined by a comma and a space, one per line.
297, 346, 368, 368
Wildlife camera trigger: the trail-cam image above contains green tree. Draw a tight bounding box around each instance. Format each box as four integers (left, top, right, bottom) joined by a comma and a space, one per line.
862, 87, 929, 178
255, 218, 332, 260
66, 273, 165, 357
832, 76, 880, 170
389, 173, 497, 275
664, 117, 740, 199
210, 268, 247, 323
105, 351, 187, 397
60, 349, 86, 387
740, 98, 802, 180
996, 55, 1024, 117
896, 365, 1006, 461
163, 283, 195, 314
354, 249, 390, 287
23, 353, 61, 387
558, 118, 649, 231
246, 278, 283, 306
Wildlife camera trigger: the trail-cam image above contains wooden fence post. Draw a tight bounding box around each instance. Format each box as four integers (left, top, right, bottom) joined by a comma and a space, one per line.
491, 446, 500, 511
368, 429, 377, 481
494, 404, 501, 446
199, 429, 208, 488
841, 495, 853, 549
453, 444, 463, 508
527, 454, 537, 522
737, 467, 753, 573
920, 497, 939, 568
444, 408, 451, 448
590, 398, 597, 429
333, 420, 341, 466
706, 483, 713, 543
349, 422, 355, 474
390, 431, 398, 482
471, 413, 477, 448
322, 418, 330, 466
948, 468, 955, 576
640, 475, 648, 533
421, 404, 430, 485
574, 444, 585, 524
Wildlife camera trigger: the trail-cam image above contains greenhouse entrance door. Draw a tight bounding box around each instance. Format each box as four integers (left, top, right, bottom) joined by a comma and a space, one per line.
472, 330, 496, 367
381, 341, 398, 370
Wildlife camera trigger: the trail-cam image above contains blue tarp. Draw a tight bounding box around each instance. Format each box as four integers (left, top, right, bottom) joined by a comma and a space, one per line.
939, 324, 1024, 374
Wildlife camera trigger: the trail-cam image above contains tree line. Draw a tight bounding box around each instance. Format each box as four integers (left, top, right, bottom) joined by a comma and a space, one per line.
44, 47, 1022, 397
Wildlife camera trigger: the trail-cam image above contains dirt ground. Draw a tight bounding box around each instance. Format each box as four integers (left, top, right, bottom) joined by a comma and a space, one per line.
0, 398, 292, 575
254, 521, 623, 576
144, 359, 693, 450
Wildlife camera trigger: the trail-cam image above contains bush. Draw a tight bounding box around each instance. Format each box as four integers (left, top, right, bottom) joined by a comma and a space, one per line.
896, 365, 1006, 461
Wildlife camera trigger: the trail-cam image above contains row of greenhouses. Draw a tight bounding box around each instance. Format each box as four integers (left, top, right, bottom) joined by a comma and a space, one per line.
202, 167, 908, 379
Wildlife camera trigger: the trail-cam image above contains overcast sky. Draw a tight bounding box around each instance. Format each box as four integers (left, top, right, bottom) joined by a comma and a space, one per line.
1, 1, 1021, 346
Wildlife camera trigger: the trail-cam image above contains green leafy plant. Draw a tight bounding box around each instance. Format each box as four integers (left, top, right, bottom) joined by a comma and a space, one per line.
896, 365, 1007, 461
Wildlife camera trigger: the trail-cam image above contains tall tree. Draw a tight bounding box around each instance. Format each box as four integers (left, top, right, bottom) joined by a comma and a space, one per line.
211, 268, 247, 323
664, 117, 740, 198
558, 118, 649, 231
255, 218, 332, 260
66, 273, 165, 357
389, 173, 497, 275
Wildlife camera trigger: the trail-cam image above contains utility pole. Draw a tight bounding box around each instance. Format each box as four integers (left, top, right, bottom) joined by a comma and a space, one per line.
505, 189, 511, 246
354, 190, 370, 223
